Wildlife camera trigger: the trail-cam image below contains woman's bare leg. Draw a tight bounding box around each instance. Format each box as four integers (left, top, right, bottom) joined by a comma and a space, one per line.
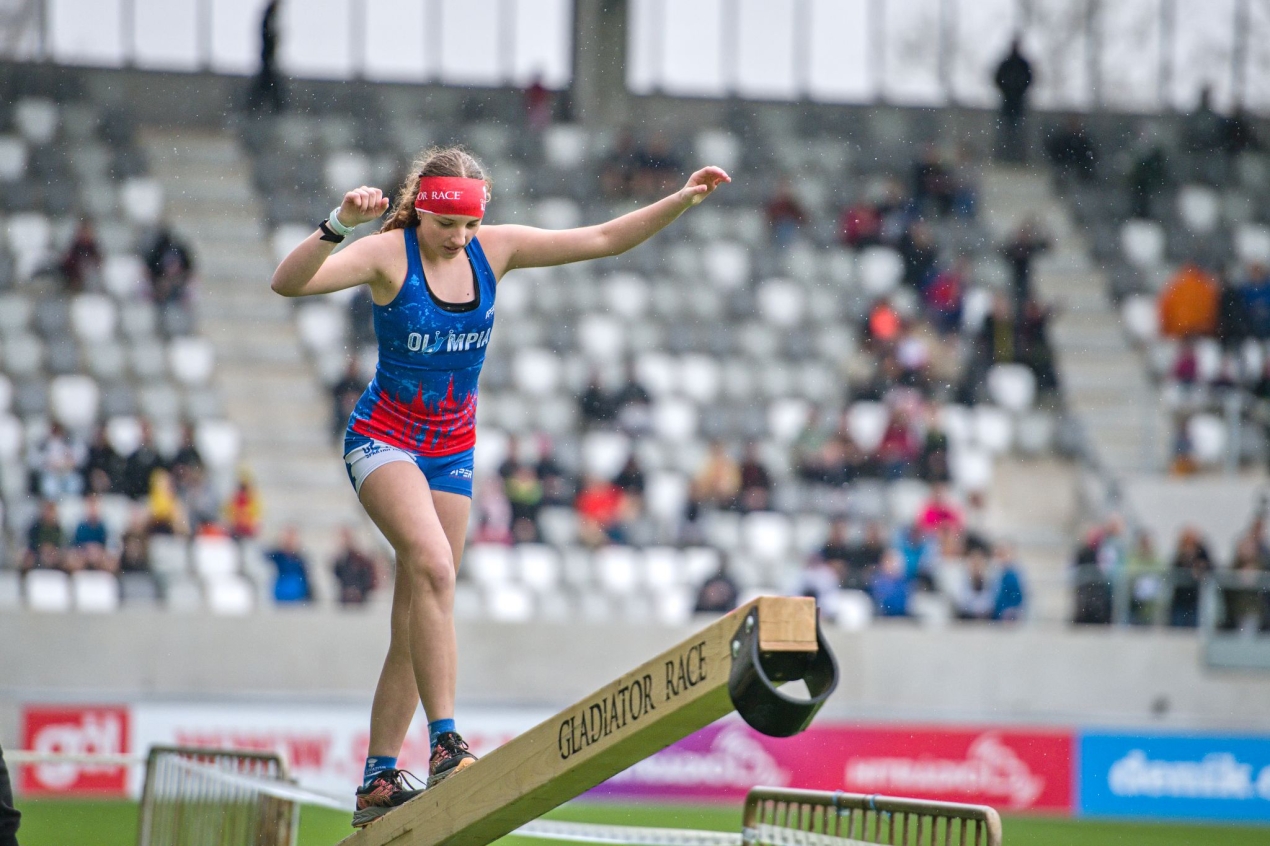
361, 462, 471, 756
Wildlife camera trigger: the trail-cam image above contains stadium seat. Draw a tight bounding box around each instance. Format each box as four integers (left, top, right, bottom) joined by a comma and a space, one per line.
3, 333, 43, 377
888, 479, 932, 525
168, 337, 215, 386
162, 575, 203, 612
604, 273, 650, 321
324, 150, 371, 191
0, 415, 19, 463
69, 294, 118, 344
206, 575, 254, 615
641, 547, 681, 590
1121, 294, 1159, 343
938, 404, 975, 447
0, 294, 32, 336
49, 374, 100, 432
72, 570, 120, 613
652, 397, 698, 442
1016, 410, 1057, 456
767, 397, 810, 443
534, 197, 581, 230
0, 375, 10, 415
543, 125, 589, 169
513, 348, 563, 395
986, 364, 1037, 413
86, 341, 128, 381
1194, 338, 1223, 383
594, 546, 639, 595
1177, 185, 1220, 234
654, 585, 694, 625
576, 315, 625, 362
700, 510, 741, 553
103, 415, 142, 457
121, 178, 164, 226
536, 506, 578, 547
467, 544, 513, 589
951, 445, 993, 492
487, 584, 534, 623
830, 590, 873, 631
138, 384, 182, 423
846, 401, 889, 453
695, 129, 741, 174
295, 302, 345, 352
1121, 219, 1166, 268
1235, 223, 1270, 265
633, 352, 676, 397
129, 337, 168, 380
192, 536, 240, 579
678, 354, 721, 404
756, 278, 805, 328
581, 430, 630, 479
1187, 414, 1227, 466
515, 544, 561, 593
909, 592, 953, 627
701, 240, 750, 290
14, 98, 58, 144
0, 571, 21, 610
149, 535, 191, 577
271, 224, 313, 265
644, 470, 688, 526
103, 255, 147, 301
0, 136, 26, 181
453, 583, 484, 620
858, 247, 903, 296
25, 569, 72, 612
742, 511, 792, 561
973, 405, 1014, 455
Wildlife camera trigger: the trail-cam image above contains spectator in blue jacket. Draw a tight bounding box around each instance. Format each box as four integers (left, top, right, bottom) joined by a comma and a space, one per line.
266, 526, 312, 604
870, 549, 910, 617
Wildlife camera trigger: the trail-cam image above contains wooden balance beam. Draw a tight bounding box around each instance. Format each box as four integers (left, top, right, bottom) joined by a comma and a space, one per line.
339, 595, 838, 846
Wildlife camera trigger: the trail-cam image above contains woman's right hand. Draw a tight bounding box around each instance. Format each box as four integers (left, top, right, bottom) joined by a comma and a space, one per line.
338, 186, 390, 228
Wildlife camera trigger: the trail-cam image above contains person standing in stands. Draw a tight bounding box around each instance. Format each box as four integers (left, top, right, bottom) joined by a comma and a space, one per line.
0, 742, 19, 846
270, 145, 729, 828
994, 37, 1033, 163
247, 0, 284, 113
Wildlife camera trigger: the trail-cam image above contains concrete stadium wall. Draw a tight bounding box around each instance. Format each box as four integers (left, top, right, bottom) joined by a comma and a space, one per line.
3, 610, 1270, 748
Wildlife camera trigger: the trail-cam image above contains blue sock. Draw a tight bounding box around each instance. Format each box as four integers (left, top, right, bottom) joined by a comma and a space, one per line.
362, 755, 397, 787
428, 719, 456, 749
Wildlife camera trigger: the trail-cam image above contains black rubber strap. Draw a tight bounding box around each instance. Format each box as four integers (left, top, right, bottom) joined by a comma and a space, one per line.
318, 219, 345, 243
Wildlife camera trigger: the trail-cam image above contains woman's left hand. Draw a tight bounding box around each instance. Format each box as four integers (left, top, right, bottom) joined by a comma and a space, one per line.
678, 166, 732, 206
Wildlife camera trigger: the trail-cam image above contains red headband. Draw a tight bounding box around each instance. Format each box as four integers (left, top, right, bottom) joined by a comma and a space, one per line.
415, 176, 488, 218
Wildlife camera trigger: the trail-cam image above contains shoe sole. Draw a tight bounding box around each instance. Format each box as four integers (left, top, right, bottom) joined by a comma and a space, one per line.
427, 756, 475, 788
352, 806, 390, 829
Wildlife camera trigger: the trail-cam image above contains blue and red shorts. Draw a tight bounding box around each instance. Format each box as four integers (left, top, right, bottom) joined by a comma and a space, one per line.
343, 430, 474, 499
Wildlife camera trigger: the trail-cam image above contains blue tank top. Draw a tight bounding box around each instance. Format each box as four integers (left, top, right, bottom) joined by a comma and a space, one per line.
349, 227, 496, 455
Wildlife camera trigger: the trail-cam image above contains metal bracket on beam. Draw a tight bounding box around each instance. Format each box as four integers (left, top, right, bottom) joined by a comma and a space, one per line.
727, 607, 838, 738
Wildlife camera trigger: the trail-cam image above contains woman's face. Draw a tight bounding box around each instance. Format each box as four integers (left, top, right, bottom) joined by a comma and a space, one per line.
419, 213, 482, 258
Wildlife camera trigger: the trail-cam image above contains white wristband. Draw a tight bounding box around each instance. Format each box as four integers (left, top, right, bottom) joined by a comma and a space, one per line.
327, 207, 356, 237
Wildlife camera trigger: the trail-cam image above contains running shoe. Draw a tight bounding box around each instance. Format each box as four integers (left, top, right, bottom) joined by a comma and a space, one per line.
428, 731, 477, 787
352, 768, 424, 829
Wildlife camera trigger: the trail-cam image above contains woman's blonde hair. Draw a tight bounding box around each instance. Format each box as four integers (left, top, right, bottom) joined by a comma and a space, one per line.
380, 146, 491, 233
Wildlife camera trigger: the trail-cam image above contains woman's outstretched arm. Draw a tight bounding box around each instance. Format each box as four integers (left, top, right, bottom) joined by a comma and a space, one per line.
270, 186, 391, 297
484, 166, 730, 273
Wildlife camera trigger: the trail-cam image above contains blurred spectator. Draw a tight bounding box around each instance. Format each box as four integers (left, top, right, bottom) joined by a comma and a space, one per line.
920, 423, 951, 483
331, 358, 365, 440
894, 522, 936, 585
118, 513, 151, 575
911, 145, 955, 215
613, 454, 646, 499
839, 197, 882, 248
246, 0, 284, 113
693, 560, 739, 614
82, 426, 124, 495
870, 549, 910, 617
1224, 106, 1260, 157
504, 461, 544, 535
1159, 263, 1220, 339
793, 411, 831, 482
992, 543, 1027, 621
32, 423, 86, 500
472, 477, 513, 545
953, 546, 997, 620
348, 289, 375, 347
226, 471, 262, 540
266, 526, 312, 603
1222, 526, 1269, 632
170, 425, 204, 486
923, 258, 966, 335
147, 468, 187, 536
877, 407, 920, 479
1169, 526, 1213, 627
614, 362, 652, 433
180, 464, 222, 531
1127, 138, 1169, 219
1125, 530, 1167, 625
792, 555, 843, 608
899, 221, 939, 289
1217, 275, 1251, 348
143, 224, 195, 308
693, 442, 741, 509
1045, 116, 1097, 182
1001, 218, 1051, 306
1240, 263, 1270, 339
70, 495, 117, 573
978, 293, 1017, 367
1181, 86, 1226, 155
22, 500, 66, 572
59, 220, 102, 293
917, 484, 962, 535
332, 527, 379, 606
765, 177, 807, 248
737, 444, 772, 512
994, 37, 1033, 162
1017, 299, 1060, 394
599, 130, 638, 197
523, 73, 555, 132
631, 133, 682, 197
122, 422, 165, 500
579, 372, 618, 426
864, 298, 903, 348
575, 475, 627, 547
1170, 338, 1199, 386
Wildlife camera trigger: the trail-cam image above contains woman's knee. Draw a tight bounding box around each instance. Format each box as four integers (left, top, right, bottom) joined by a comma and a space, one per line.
397, 538, 456, 595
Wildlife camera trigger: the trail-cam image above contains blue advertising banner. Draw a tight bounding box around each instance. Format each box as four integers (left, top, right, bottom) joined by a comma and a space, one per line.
1080, 731, 1270, 822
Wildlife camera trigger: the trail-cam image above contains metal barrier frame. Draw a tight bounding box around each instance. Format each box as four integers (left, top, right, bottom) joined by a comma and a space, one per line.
743, 787, 1003, 846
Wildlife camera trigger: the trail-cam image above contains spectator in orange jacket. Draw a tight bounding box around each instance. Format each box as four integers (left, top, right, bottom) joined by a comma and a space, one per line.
1158, 264, 1219, 338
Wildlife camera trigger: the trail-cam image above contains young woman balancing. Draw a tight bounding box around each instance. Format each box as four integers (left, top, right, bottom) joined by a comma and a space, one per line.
270, 146, 730, 828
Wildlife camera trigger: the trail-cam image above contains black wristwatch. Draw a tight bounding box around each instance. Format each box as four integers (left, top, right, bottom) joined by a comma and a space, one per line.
318, 219, 346, 243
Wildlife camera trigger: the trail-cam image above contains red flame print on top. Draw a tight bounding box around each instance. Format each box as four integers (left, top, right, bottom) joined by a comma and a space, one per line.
351, 376, 477, 456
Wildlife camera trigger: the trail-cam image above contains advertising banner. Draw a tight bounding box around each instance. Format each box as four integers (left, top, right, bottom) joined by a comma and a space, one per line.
592, 718, 1075, 813
1079, 731, 1270, 822
19, 706, 131, 796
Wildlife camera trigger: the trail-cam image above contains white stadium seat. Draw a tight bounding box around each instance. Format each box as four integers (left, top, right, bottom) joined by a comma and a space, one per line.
49, 375, 100, 432
70, 294, 118, 344
678, 355, 721, 404
193, 536, 240, 578
103, 255, 147, 300
604, 273, 650, 321
576, 315, 625, 361
324, 150, 371, 191
1187, 413, 1227, 466
1236, 224, 1270, 266
652, 397, 698, 443
295, 302, 345, 352
595, 546, 639, 595
467, 544, 513, 589
847, 401, 889, 453
512, 348, 563, 396
206, 574, 254, 615
695, 129, 741, 174
543, 125, 590, 169
986, 364, 1037, 413
702, 240, 750, 290
742, 511, 792, 561
515, 544, 562, 593
0, 136, 27, 181
858, 247, 903, 296
25, 569, 72, 612
72, 570, 120, 613
168, 337, 216, 387
1122, 294, 1159, 343
768, 397, 810, 443
487, 584, 533, 622
581, 430, 631, 480
15, 98, 58, 144
534, 197, 581, 230
1177, 185, 1220, 234
756, 278, 806, 328
121, 178, 164, 227
1121, 220, 1166, 268
973, 405, 1014, 455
